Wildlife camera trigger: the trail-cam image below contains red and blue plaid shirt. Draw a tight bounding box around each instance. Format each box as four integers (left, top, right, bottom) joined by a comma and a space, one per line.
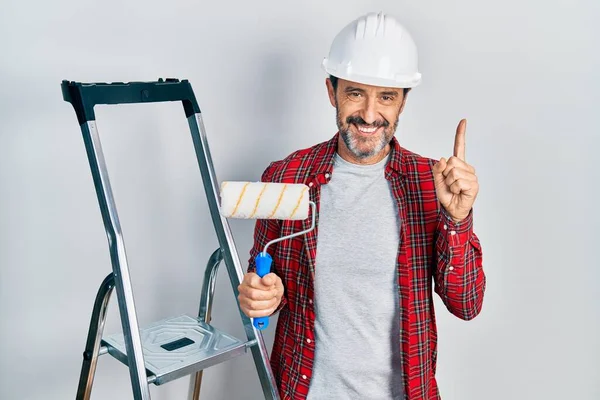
248, 133, 486, 400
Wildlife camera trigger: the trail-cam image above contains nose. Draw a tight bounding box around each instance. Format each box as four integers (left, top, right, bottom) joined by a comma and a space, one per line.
359, 97, 378, 125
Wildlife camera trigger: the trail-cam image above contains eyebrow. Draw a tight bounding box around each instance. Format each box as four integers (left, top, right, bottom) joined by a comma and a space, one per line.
344, 87, 399, 96
344, 86, 365, 93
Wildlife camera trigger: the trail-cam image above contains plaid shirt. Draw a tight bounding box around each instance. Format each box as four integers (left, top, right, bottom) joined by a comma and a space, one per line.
248, 133, 486, 400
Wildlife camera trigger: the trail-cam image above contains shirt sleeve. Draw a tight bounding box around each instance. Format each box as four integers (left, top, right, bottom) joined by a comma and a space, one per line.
433, 207, 486, 320
246, 163, 288, 314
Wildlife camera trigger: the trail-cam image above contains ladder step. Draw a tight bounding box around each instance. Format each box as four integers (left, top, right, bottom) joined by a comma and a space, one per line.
102, 315, 249, 385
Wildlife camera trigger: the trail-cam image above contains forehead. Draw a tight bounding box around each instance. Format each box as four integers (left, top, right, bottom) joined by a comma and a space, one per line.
337, 78, 399, 93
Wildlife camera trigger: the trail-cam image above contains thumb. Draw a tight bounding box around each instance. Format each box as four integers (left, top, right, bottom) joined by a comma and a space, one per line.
433, 157, 447, 177
433, 158, 447, 187
261, 273, 278, 287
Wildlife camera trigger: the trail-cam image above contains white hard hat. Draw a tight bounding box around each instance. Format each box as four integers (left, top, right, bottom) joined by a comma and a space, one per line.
322, 12, 422, 88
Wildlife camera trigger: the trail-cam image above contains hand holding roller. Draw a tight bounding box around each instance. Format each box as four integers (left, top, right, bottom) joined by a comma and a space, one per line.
220, 181, 316, 330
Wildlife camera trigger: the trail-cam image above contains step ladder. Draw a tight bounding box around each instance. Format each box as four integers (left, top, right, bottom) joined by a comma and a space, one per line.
61, 78, 281, 400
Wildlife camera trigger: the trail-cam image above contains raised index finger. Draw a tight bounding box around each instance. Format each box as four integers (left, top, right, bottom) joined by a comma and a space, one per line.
454, 119, 467, 161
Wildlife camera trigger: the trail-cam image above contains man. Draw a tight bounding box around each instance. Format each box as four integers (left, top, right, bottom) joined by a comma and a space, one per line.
237, 11, 486, 400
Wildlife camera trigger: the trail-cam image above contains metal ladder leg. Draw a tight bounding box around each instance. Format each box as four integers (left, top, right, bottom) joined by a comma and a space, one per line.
187, 113, 280, 399
189, 248, 223, 399
79, 121, 151, 400
76, 273, 115, 400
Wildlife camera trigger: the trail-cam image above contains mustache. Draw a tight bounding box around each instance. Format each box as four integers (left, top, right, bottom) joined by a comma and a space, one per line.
346, 115, 390, 128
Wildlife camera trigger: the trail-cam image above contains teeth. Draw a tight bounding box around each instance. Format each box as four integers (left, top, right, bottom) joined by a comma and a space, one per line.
357, 125, 378, 133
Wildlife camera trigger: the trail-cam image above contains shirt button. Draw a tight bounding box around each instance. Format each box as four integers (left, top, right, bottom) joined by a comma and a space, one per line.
450, 230, 456, 235
306, 338, 311, 344
324, 173, 330, 179
443, 224, 448, 230
308, 182, 314, 187
449, 266, 455, 271
302, 374, 307, 380
308, 299, 313, 304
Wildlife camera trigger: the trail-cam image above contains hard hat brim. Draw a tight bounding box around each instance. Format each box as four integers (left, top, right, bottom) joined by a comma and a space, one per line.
322, 60, 421, 89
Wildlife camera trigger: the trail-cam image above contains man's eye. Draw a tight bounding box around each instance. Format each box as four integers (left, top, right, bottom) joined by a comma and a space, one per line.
349, 92, 361, 98
381, 95, 394, 101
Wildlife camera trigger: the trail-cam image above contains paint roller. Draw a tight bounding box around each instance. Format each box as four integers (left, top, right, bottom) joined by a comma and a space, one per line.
220, 181, 316, 330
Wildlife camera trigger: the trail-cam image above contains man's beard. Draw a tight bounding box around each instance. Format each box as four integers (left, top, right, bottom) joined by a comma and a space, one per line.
336, 107, 399, 160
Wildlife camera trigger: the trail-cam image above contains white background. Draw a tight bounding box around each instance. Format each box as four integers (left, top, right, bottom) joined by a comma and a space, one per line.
1, 1, 598, 399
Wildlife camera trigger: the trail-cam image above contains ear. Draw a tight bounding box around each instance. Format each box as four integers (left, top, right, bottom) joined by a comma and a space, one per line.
325, 78, 336, 108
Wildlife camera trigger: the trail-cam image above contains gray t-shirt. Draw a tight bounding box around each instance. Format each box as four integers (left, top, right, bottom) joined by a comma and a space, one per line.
307, 152, 404, 400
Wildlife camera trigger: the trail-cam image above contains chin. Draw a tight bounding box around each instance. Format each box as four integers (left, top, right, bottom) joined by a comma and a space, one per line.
354, 137, 386, 153
341, 127, 391, 158
349, 142, 382, 158
353, 149, 379, 159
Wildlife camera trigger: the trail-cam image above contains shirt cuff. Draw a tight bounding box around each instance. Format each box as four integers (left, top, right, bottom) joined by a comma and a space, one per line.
439, 208, 473, 243
437, 208, 474, 269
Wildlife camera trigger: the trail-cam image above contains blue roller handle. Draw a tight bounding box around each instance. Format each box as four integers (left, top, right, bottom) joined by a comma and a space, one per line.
253, 252, 273, 330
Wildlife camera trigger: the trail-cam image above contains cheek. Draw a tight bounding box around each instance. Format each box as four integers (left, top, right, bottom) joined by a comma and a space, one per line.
338, 103, 363, 120
336, 107, 352, 123
382, 108, 401, 125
